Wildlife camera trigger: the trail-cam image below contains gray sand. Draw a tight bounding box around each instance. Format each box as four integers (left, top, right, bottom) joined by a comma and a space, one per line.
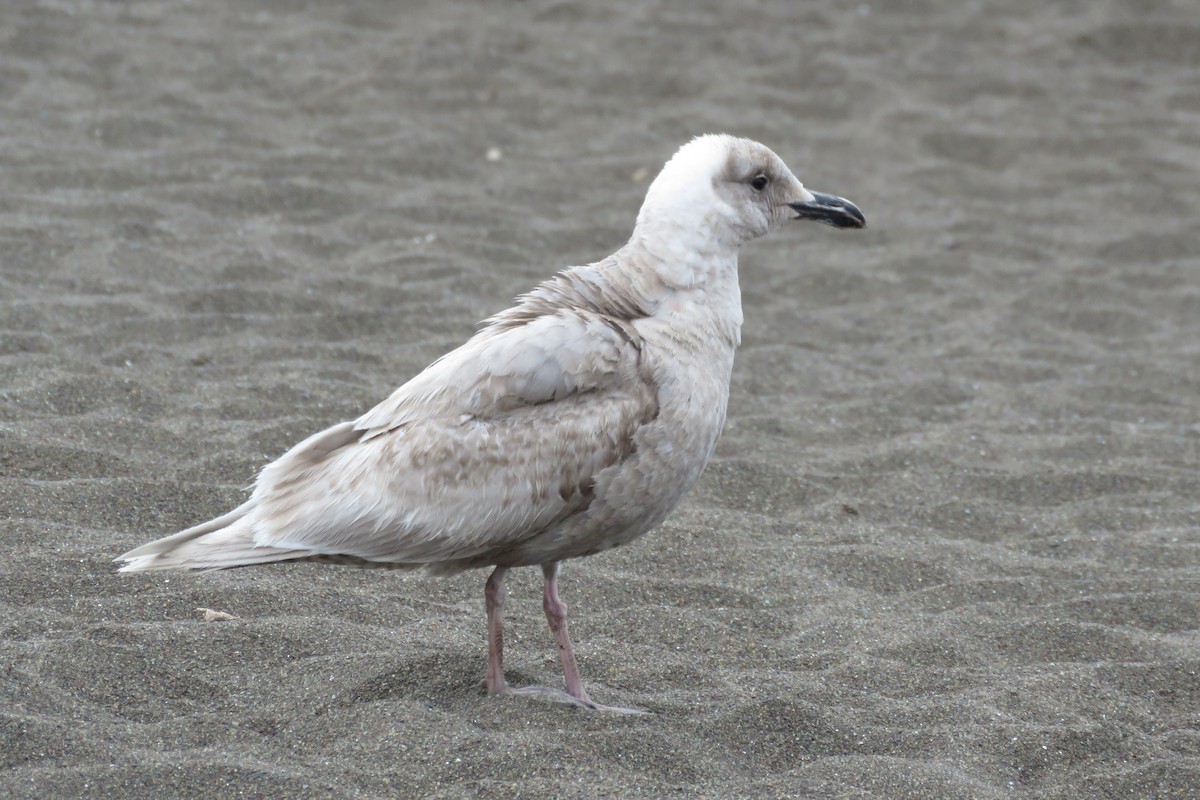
2, 1, 1198, 798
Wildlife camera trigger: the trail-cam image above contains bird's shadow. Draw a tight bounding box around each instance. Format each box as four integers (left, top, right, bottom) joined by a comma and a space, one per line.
320, 650, 541, 713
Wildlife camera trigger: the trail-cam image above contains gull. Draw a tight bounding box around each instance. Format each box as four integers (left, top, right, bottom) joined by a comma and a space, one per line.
116, 134, 865, 712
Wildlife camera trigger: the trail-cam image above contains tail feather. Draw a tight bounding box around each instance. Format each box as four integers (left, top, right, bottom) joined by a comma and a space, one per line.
115, 420, 363, 573
115, 500, 311, 572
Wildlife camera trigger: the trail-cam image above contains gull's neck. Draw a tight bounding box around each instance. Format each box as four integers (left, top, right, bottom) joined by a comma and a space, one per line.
614, 228, 744, 350
623, 217, 740, 292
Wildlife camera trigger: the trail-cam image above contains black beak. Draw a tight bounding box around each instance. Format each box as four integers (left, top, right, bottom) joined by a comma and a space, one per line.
788, 191, 866, 229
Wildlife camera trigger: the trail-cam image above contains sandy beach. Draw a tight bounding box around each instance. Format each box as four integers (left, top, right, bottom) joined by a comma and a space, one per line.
2, 0, 1198, 797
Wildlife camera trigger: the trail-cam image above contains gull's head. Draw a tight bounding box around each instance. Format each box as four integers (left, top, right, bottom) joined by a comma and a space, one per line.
636, 134, 865, 249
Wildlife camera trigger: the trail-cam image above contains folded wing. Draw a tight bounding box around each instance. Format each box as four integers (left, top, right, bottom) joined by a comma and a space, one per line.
247, 310, 655, 565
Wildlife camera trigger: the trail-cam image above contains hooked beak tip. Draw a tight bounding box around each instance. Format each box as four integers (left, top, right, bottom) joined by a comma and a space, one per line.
788, 191, 866, 229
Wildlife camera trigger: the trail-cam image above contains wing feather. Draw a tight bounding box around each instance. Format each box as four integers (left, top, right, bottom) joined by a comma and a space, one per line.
245, 310, 654, 564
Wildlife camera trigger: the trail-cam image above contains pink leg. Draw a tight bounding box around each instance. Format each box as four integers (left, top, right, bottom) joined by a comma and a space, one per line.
484, 563, 647, 714
539, 563, 646, 713
541, 562, 593, 705
484, 566, 509, 695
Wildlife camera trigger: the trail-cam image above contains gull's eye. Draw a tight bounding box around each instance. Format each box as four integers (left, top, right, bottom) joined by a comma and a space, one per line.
750, 172, 769, 191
